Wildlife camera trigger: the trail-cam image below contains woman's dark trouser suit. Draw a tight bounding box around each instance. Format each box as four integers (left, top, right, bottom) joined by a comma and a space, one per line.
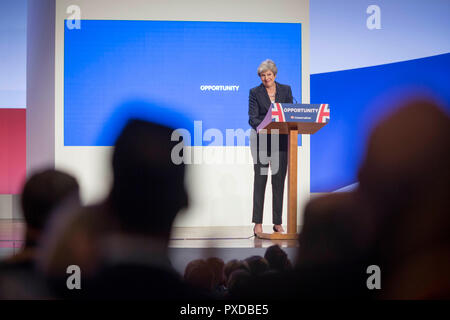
250, 130, 288, 225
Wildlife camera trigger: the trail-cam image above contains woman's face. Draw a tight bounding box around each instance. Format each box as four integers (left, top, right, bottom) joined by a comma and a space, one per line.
260, 70, 276, 88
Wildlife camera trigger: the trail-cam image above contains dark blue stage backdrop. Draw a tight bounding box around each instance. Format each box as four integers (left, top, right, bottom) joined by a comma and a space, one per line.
310, 53, 450, 192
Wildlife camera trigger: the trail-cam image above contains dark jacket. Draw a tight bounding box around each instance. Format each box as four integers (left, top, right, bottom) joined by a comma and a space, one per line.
248, 82, 293, 130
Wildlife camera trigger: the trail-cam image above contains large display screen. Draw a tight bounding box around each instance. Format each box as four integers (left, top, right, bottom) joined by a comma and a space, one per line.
64, 20, 302, 146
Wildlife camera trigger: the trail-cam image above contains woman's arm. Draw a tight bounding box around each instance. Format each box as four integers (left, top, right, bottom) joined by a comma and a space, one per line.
248, 89, 262, 129
287, 85, 294, 104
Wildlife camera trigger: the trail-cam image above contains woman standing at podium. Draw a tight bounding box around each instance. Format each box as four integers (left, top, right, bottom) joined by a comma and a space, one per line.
248, 59, 293, 235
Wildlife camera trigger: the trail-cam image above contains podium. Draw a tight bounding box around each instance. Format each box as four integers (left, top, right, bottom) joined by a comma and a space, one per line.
255, 103, 330, 240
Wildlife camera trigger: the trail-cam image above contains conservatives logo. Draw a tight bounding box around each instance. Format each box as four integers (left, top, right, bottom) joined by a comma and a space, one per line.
200, 85, 240, 91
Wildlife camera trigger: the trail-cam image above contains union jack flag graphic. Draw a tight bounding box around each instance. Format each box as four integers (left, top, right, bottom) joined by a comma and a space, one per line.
271, 103, 285, 122
316, 104, 330, 123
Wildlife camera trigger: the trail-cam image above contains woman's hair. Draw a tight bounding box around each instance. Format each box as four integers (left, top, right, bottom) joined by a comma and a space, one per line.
257, 59, 277, 76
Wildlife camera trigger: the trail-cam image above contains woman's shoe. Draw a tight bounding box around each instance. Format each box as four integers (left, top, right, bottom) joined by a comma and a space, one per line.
273, 225, 284, 233
253, 224, 262, 236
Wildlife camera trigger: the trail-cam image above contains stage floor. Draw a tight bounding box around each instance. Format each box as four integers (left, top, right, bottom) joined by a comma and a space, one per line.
170, 226, 299, 248
0, 220, 299, 249
0, 220, 300, 275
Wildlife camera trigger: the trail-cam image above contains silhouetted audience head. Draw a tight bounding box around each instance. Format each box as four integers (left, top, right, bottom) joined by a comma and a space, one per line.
358, 97, 450, 298
358, 98, 450, 254
243, 255, 269, 276
206, 257, 225, 288
223, 259, 249, 285
38, 204, 106, 281
0, 169, 79, 299
184, 259, 215, 292
286, 192, 374, 299
297, 192, 373, 267
264, 245, 292, 272
110, 119, 188, 237
358, 97, 450, 214
21, 169, 80, 247
38, 117, 198, 300
226, 269, 252, 298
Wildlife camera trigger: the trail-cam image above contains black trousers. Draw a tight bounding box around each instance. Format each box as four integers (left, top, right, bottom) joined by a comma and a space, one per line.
250, 131, 288, 225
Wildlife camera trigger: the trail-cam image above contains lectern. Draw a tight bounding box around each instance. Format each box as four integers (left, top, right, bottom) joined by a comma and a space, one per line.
255, 103, 330, 240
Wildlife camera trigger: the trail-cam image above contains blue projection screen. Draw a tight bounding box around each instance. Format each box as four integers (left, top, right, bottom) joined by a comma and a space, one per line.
64, 20, 302, 146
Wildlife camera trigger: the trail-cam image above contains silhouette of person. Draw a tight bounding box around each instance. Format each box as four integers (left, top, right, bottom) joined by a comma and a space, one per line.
67, 118, 208, 299
0, 169, 80, 299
